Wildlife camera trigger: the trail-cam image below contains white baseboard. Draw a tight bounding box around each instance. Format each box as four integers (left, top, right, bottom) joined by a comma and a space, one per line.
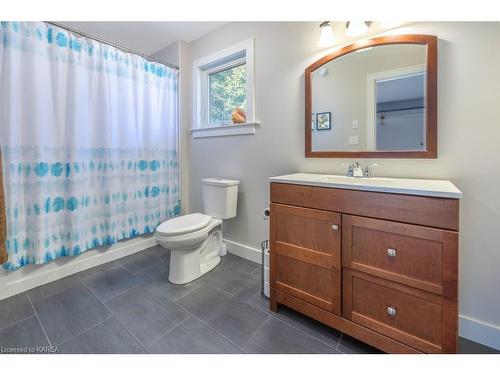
224, 239, 262, 264
460, 314, 500, 350
0, 235, 157, 301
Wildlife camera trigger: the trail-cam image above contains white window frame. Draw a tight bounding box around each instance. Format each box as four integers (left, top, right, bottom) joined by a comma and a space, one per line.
191, 38, 258, 138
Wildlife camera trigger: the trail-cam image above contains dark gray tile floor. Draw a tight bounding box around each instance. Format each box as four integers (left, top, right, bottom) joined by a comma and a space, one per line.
0, 246, 498, 354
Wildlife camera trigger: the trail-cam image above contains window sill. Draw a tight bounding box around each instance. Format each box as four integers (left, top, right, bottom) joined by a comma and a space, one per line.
190, 122, 260, 139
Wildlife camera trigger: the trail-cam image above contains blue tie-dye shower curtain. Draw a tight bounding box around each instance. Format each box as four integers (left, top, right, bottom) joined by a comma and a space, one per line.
0, 22, 180, 270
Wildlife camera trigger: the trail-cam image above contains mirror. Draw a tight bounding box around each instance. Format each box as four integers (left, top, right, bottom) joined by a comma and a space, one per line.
305, 35, 437, 158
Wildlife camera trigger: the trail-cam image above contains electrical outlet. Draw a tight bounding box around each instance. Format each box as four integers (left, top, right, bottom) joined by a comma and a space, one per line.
352, 120, 359, 129
349, 135, 359, 145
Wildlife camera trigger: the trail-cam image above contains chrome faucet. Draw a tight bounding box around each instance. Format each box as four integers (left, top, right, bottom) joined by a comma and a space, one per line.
363, 163, 378, 178
346, 162, 363, 177
346, 162, 378, 178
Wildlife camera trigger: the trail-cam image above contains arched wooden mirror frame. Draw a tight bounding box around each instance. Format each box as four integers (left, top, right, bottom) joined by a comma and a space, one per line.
305, 34, 437, 158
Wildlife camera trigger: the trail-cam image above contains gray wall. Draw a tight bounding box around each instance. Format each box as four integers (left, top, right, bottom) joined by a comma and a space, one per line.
181, 22, 500, 347
153, 40, 180, 67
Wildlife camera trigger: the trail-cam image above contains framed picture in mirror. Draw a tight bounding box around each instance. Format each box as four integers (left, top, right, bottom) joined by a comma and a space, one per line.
316, 112, 331, 130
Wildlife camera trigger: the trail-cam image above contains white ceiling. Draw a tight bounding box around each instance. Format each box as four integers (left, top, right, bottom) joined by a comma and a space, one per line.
59, 22, 227, 55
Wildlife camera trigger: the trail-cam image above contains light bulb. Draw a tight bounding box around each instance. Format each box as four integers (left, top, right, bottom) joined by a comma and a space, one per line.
318, 22, 335, 47
346, 21, 369, 37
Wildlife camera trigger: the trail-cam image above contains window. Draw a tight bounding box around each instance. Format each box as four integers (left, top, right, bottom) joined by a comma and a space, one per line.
192, 38, 257, 138
208, 62, 246, 124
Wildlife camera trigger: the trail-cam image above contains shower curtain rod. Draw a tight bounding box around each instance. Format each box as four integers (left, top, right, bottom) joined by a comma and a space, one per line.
46, 21, 179, 70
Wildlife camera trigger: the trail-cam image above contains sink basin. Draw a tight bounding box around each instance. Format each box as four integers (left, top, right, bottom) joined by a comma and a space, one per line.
313, 175, 396, 185
269, 173, 463, 199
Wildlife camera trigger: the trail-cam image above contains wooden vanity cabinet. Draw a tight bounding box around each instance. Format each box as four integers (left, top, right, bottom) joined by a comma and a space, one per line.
270, 182, 459, 354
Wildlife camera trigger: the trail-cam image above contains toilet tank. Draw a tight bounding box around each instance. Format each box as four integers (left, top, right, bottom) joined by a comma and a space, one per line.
202, 178, 239, 219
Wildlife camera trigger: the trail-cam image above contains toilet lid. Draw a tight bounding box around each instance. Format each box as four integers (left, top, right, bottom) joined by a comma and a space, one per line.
156, 213, 211, 236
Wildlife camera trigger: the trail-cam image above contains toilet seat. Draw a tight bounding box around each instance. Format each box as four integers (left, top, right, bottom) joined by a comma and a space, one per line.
155, 215, 222, 250
156, 213, 211, 236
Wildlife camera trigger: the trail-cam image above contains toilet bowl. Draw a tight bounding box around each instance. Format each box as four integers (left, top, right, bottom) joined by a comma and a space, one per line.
155, 178, 239, 284
156, 213, 223, 284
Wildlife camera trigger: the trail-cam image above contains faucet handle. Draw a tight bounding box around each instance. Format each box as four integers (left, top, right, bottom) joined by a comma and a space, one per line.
342, 162, 354, 177
364, 163, 378, 178
350, 162, 363, 177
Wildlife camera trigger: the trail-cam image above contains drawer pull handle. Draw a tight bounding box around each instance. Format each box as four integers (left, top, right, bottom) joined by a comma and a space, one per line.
387, 248, 397, 257
331, 224, 339, 231
387, 306, 397, 316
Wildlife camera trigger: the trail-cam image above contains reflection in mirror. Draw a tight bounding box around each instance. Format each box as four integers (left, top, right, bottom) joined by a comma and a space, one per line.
311, 44, 427, 153
376, 71, 426, 150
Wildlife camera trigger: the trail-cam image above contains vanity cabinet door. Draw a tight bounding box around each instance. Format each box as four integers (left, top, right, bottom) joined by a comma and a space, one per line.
270, 203, 341, 315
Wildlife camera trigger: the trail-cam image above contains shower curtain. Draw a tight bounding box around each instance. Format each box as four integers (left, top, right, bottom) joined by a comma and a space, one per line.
0, 22, 180, 270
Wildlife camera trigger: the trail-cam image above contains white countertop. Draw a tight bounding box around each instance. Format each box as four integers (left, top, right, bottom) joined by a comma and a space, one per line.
270, 173, 463, 199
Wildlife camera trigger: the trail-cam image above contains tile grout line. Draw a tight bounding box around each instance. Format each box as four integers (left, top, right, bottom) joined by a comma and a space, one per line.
245, 294, 342, 352
208, 280, 262, 304
201, 280, 341, 351
81, 263, 137, 282
56, 316, 115, 348
77, 275, 115, 316
0, 312, 37, 332
175, 279, 273, 353
336, 333, 345, 353
100, 281, 148, 303
276, 315, 343, 352
78, 274, 150, 353
127, 258, 170, 277
237, 315, 273, 354
78, 254, 196, 353
161, 280, 354, 355
121, 262, 161, 276
78, 262, 200, 354
145, 314, 192, 350
118, 248, 170, 274
26, 293, 53, 348
173, 283, 252, 352
115, 293, 195, 352
23, 276, 83, 306
223, 262, 260, 276
76, 251, 170, 303
78, 270, 142, 309
168, 283, 204, 304
112, 315, 153, 353
263, 312, 341, 353
188, 313, 250, 354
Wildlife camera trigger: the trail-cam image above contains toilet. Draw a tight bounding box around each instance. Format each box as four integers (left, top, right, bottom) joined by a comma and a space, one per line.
155, 178, 239, 284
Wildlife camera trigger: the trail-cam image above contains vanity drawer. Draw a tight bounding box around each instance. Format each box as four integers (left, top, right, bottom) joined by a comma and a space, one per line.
342, 215, 458, 298
343, 270, 457, 353
270, 203, 341, 315
270, 182, 459, 231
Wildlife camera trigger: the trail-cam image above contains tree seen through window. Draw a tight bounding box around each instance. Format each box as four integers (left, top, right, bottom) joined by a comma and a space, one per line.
209, 63, 246, 124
